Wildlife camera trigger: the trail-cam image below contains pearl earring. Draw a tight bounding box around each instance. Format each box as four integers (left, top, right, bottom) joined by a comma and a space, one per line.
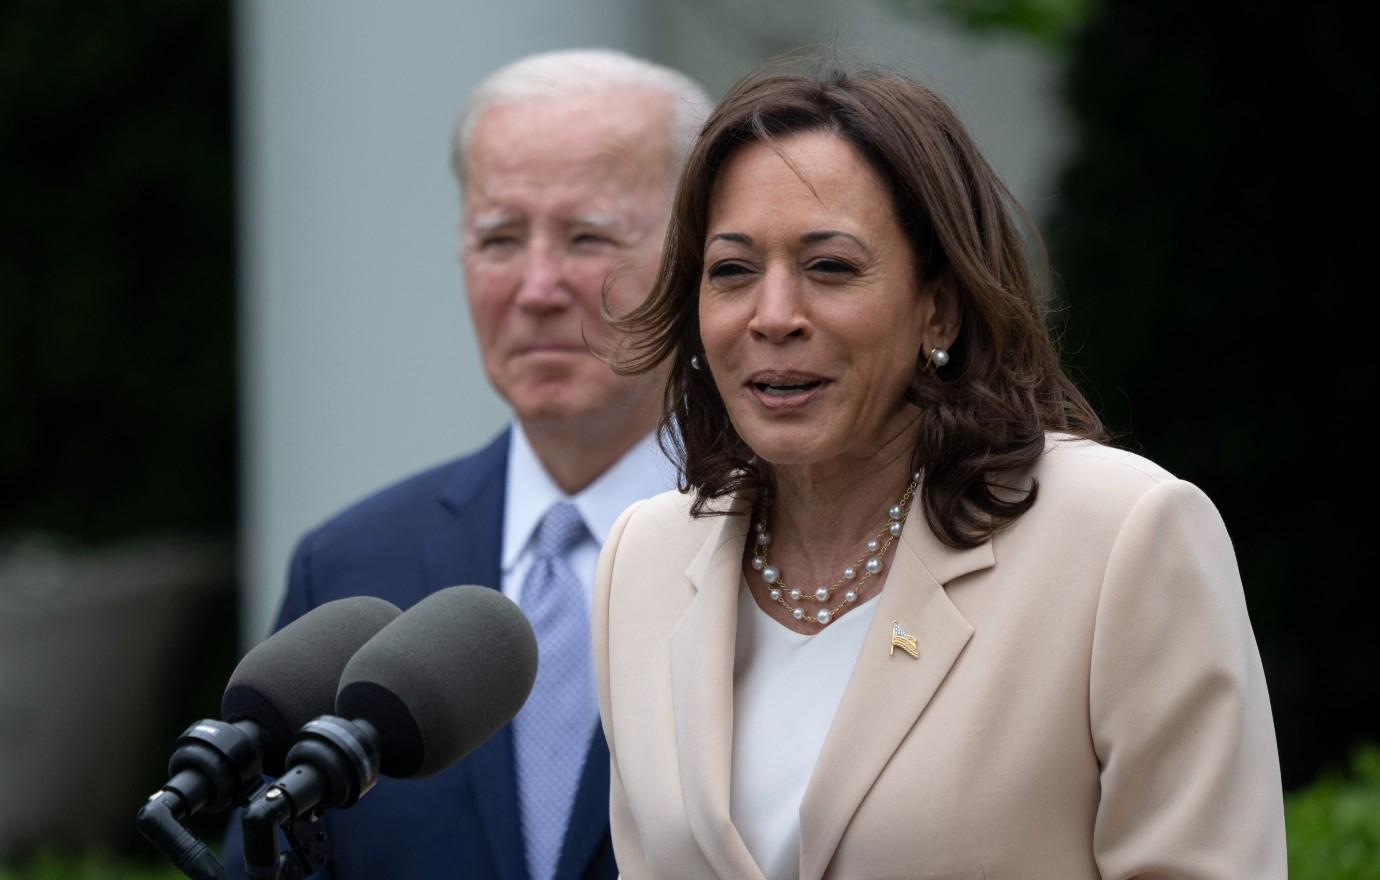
928, 347, 950, 368
690, 354, 702, 371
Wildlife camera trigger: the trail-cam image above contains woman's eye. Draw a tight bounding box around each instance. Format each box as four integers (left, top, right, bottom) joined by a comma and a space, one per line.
573, 232, 613, 247
707, 261, 753, 280
806, 258, 857, 275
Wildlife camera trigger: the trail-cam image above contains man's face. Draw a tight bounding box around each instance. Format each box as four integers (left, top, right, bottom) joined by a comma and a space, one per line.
461, 88, 674, 428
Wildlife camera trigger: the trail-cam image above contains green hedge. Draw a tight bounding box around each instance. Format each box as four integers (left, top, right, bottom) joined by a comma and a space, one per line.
0, 851, 180, 880
1287, 746, 1380, 879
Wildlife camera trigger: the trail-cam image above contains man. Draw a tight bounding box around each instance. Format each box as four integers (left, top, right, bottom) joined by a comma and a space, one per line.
223, 50, 709, 880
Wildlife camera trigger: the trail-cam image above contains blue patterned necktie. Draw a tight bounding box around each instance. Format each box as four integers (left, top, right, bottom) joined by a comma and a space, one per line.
513, 501, 597, 880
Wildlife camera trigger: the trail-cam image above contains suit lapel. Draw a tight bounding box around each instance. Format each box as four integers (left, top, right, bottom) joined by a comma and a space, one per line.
426, 430, 508, 602
462, 728, 527, 880
671, 505, 767, 880
424, 431, 530, 880
796, 514, 992, 880
554, 728, 612, 880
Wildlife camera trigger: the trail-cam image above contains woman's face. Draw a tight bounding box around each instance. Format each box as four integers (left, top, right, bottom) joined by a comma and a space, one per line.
698, 131, 943, 469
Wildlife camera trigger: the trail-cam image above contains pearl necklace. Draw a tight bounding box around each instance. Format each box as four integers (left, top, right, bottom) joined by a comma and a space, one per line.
751, 471, 921, 627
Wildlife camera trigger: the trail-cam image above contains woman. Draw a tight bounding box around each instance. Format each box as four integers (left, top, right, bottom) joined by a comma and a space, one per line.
594, 68, 1284, 880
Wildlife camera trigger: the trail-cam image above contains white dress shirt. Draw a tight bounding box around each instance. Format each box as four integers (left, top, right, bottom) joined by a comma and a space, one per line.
501, 423, 679, 609
730, 581, 881, 880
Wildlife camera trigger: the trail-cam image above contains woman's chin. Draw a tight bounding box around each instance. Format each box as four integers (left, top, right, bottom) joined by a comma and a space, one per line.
739, 431, 835, 469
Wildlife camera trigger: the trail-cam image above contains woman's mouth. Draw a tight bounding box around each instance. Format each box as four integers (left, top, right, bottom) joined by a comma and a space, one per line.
755, 380, 822, 395
747, 373, 828, 409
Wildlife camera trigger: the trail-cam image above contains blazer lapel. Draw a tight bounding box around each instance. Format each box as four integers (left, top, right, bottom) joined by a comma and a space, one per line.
797, 515, 992, 880
671, 506, 766, 880
424, 431, 530, 880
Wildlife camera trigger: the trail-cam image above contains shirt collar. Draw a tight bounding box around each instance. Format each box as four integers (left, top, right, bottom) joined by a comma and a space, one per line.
501, 422, 679, 572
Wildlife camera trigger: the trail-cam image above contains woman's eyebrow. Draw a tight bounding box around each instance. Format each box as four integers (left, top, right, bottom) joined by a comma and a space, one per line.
705, 230, 868, 250
800, 229, 866, 248
707, 232, 753, 246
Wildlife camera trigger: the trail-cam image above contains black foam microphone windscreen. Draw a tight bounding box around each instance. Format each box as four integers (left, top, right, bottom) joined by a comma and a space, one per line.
335, 585, 538, 778
221, 596, 401, 774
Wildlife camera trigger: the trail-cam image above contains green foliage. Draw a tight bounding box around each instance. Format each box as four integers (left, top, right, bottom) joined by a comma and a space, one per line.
0, 850, 181, 880
891, 0, 1091, 48
0, 1, 236, 539
1047, 0, 1376, 785
1287, 746, 1380, 880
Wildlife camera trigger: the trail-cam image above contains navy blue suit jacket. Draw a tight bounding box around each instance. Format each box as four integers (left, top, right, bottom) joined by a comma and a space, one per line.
222, 431, 617, 880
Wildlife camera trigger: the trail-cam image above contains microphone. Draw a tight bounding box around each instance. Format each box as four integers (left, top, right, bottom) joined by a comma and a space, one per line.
240, 585, 537, 874
221, 595, 404, 776
136, 596, 400, 879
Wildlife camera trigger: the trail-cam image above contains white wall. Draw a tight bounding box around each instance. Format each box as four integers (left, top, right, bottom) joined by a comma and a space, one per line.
235, 0, 1066, 645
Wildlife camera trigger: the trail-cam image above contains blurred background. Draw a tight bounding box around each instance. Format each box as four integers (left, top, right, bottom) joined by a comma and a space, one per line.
1, 0, 1374, 876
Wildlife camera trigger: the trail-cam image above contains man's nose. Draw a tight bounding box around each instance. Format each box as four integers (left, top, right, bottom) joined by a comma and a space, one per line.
514, 242, 570, 310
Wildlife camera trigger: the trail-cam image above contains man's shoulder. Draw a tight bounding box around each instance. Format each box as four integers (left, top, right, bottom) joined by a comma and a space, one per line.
302, 431, 508, 554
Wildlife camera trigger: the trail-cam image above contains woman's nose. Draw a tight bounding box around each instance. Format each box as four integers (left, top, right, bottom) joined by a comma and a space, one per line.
747, 267, 808, 342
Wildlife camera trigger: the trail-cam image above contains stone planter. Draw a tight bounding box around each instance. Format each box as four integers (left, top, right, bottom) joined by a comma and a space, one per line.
0, 535, 233, 857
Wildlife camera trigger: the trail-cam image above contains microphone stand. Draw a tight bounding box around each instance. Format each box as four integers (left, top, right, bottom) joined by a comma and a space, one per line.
136, 719, 264, 880
137, 789, 231, 880
240, 716, 379, 879
240, 799, 330, 880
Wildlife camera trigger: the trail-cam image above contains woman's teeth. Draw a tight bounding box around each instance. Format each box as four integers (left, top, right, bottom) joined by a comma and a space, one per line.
757, 381, 821, 395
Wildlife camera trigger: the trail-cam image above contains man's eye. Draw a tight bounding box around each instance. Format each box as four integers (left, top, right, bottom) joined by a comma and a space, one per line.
478, 235, 518, 250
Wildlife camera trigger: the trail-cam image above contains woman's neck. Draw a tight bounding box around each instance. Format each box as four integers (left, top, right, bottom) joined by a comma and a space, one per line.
759, 414, 920, 584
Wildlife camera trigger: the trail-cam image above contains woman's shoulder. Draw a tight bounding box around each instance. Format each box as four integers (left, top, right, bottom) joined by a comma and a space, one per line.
625, 486, 701, 520
619, 486, 709, 531
992, 436, 1237, 589
1029, 434, 1212, 528
1038, 434, 1177, 488
607, 488, 736, 564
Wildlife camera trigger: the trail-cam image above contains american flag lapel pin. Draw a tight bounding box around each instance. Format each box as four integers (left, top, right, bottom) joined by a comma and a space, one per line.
890, 620, 919, 659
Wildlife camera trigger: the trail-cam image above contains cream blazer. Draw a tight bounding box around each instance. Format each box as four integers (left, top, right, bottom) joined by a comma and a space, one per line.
593, 438, 1285, 879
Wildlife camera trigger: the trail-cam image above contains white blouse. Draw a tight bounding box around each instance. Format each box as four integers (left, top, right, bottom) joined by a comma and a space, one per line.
729, 581, 880, 880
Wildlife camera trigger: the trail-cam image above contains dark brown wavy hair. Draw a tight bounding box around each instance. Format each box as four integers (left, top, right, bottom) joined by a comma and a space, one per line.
612, 66, 1105, 548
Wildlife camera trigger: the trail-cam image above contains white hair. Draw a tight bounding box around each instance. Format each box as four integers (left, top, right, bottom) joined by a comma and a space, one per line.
450, 48, 711, 188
